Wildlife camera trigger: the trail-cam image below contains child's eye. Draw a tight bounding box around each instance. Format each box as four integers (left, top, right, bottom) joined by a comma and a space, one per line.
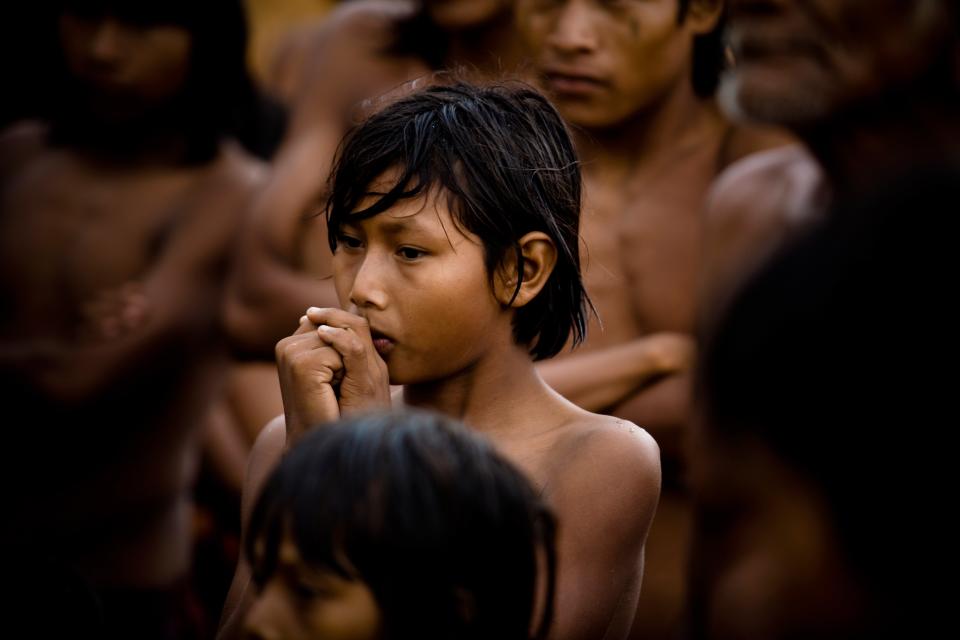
337, 234, 363, 250
397, 246, 427, 260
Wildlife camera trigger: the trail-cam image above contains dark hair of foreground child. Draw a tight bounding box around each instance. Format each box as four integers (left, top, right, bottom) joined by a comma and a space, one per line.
245, 410, 557, 640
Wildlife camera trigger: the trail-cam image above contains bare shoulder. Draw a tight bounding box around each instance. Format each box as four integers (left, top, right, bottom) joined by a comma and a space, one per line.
322, 0, 416, 32
702, 143, 827, 317
217, 142, 269, 190
720, 122, 797, 169
251, 414, 286, 468
275, 0, 414, 58
0, 120, 49, 177
199, 142, 269, 218
552, 413, 661, 499
271, 0, 424, 130
242, 414, 286, 525
707, 143, 825, 225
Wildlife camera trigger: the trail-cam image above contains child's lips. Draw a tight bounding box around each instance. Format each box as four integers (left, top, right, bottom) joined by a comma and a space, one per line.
372, 337, 394, 356
370, 330, 395, 356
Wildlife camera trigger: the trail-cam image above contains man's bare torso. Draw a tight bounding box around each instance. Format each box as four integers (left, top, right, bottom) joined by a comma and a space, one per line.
576, 123, 796, 356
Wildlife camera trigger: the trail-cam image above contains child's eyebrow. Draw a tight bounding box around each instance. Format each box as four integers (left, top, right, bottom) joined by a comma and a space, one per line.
376, 214, 432, 238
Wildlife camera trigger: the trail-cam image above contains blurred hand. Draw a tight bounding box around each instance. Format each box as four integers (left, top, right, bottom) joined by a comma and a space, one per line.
647, 332, 697, 374
78, 281, 149, 342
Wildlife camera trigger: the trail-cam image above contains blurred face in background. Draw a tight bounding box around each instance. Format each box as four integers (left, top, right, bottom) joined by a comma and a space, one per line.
425, 0, 514, 30
516, 0, 716, 129
720, 0, 955, 128
59, 11, 192, 123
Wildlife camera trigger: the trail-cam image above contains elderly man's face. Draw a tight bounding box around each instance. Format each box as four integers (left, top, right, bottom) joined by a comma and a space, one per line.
719, 0, 953, 127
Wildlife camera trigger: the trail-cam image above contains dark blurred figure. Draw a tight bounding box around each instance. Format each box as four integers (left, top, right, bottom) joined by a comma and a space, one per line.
689, 2, 960, 637
513, 3, 792, 637
1, 5, 60, 129
704, 0, 960, 314
0, 1, 281, 637
689, 164, 958, 639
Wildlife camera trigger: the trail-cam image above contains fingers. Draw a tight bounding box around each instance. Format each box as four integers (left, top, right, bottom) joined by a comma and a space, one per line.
305, 307, 384, 368
275, 317, 347, 435
292, 314, 316, 336
275, 330, 344, 384
305, 307, 373, 341
314, 324, 380, 369
303, 307, 390, 414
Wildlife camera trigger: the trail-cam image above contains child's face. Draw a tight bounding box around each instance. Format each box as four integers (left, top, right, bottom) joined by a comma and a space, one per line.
332, 182, 514, 385
59, 12, 192, 121
245, 537, 382, 640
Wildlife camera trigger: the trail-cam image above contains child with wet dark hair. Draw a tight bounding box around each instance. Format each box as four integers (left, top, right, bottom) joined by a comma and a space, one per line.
220, 81, 661, 640
244, 409, 556, 640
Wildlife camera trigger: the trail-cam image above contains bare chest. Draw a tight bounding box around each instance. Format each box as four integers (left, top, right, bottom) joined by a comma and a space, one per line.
492, 436, 562, 498
580, 156, 715, 339
0, 154, 207, 323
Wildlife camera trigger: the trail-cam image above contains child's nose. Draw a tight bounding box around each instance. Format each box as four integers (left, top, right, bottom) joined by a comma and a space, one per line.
349, 254, 388, 310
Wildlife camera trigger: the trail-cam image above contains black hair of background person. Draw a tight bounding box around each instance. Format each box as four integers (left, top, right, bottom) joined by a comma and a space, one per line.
0, 4, 60, 129
40, 0, 286, 161
326, 81, 592, 361
247, 410, 558, 640
678, 0, 726, 97
692, 162, 959, 637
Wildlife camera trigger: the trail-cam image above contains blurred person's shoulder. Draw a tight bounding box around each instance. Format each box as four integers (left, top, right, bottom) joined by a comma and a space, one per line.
719, 122, 797, 170
279, 0, 415, 55
0, 120, 50, 178
216, 139, 269, 188
197, 140, 270, 220
327, 0, 417, 31
266, 0, 423, 111
708, 143, 827, 230
703, 144, 829, 302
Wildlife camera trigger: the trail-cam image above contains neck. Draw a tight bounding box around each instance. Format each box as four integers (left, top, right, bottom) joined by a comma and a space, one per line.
53, 109, 215, 167
90, 129, 201, 167
443, 11, 525, 76
801, 93, 960, 202
402, 342, 560, 438
575, 78, 724, 172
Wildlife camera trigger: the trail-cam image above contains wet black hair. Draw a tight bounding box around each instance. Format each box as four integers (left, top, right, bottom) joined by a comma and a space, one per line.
325, 80, 591, 360
246, 410, 557, 640
48, 0, 286, 161
694, 164, 959, 636
678, 0, 726, 98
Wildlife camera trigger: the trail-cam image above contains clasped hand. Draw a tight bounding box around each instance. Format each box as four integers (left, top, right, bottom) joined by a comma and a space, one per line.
275, 307, 391, 445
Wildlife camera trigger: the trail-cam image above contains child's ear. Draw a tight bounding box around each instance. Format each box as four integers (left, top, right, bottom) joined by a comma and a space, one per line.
686, 0, 723, 36
494, 232, 557, 308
